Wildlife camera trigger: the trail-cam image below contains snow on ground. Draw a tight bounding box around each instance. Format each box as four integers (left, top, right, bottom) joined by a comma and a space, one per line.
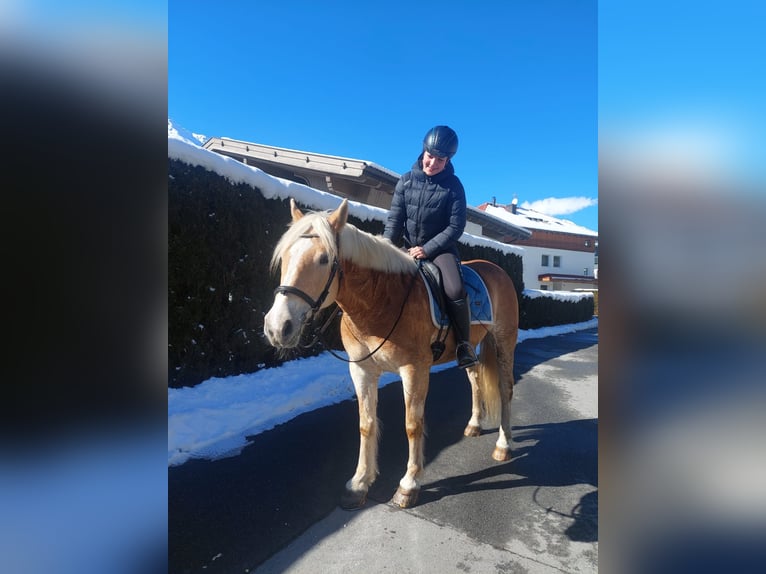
168, 317, 598, 467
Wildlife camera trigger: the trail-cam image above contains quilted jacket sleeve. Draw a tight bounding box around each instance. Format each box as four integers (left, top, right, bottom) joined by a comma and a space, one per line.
383, 175, 407, 245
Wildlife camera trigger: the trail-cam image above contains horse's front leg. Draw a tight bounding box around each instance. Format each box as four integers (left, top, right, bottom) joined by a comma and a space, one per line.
340, 362, 381, 510
391, 365, 429, 509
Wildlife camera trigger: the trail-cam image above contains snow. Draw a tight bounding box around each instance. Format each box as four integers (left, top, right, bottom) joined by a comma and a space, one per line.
524, 288, 596, 303
168, 317, 598, 467
168, 119, 524, 256
167, 119, 597, 467
482, 203, 598, 237
167, 119, 207, 146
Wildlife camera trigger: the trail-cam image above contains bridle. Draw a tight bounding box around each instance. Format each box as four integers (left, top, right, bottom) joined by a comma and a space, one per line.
272, 231, 418, 362
274, 233, 343, 347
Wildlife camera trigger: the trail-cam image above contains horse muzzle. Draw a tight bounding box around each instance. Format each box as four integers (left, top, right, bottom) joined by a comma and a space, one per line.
263, 299, 308, 349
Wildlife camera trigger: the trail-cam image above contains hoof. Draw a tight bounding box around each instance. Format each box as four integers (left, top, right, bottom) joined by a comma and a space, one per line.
492, 446, 511, 462
463, 424, 481, 437
390, 487, 420, 509
340, 488, 368, 510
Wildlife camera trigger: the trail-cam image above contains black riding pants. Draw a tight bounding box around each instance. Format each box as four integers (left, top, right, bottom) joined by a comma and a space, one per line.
432, 252, 465, 301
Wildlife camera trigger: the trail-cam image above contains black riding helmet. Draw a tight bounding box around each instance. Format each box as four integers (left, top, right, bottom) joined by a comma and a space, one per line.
423, 125, 458, 159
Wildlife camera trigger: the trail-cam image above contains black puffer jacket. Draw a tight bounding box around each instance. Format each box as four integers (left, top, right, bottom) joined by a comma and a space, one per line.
383, 154, 467, 258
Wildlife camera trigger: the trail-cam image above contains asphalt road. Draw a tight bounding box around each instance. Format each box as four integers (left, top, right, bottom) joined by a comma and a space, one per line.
169, 327, 598, 573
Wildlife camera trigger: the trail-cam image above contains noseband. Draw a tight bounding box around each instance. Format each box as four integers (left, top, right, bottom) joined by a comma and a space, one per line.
274, 233, 343, 339
273, 231, 417, 361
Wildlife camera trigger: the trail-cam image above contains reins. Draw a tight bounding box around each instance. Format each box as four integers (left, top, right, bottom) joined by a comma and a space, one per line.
275, 230, 419, 363
321, 270, 418, 364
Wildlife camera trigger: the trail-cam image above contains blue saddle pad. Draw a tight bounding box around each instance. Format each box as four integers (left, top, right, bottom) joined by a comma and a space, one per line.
425, 265, 493, 327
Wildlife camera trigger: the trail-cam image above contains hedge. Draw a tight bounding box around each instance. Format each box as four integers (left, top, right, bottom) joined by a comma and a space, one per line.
519, 293, 595, 330
169, 159, 590, 388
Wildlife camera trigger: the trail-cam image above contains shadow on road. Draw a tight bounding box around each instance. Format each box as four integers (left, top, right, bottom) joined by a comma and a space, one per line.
169, 328, 598, 573
566, 490, 598, 542
169, 399, 365, 574
415, 419, 598, 543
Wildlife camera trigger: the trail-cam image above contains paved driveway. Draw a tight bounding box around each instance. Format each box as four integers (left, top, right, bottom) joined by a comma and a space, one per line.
169, 328, 598, 573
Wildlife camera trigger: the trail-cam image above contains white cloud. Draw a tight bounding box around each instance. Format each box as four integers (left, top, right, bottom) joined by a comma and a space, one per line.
521, 196, 598, 216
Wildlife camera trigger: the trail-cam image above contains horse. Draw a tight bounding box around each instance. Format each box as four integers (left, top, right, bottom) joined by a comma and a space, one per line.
264, 198, 519, 509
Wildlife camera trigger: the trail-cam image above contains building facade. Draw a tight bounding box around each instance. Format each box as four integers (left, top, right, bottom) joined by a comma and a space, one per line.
203, 137, 532, 242
203, 136, 597, 292
478, 201, 598, 291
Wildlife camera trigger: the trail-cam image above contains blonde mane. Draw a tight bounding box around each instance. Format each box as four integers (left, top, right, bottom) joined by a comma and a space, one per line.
271, 210, 417, 275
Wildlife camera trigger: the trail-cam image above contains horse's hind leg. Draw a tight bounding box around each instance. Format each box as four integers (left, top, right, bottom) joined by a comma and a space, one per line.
464, 334, 500, 437
466, 332, 514, 460
341, 363, 381, 510
391, 366, 429, 509
463, 366, 483, 437
492, 344, 515, 462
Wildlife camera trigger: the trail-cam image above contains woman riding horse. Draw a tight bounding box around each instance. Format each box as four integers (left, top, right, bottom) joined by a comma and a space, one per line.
384, 125, 478, 368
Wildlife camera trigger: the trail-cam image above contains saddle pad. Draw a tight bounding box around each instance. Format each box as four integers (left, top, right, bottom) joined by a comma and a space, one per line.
425, 265, 494, 328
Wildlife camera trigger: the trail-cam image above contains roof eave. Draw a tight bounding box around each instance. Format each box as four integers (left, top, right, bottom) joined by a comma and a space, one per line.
466, 206, 533, 241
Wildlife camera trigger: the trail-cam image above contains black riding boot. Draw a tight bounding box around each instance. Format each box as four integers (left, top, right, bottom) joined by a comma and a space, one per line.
447, 297, 478, 369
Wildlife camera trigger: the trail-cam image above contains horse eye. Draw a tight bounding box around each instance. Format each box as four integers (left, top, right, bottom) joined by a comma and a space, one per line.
318, 253, 329, 265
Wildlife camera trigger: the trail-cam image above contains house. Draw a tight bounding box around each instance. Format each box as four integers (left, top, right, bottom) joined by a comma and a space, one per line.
202, 136, 598, 293
478, 198, 598, 291
202, 136, 532, 242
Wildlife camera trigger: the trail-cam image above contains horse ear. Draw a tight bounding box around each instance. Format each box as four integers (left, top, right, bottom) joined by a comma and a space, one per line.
328, 198, 348, 232
290, 198, 304, 222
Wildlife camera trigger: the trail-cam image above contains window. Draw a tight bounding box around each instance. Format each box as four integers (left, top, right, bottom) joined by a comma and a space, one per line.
540, 284, 548, 291
541, 254, 549, 267
553, 255, 561, 267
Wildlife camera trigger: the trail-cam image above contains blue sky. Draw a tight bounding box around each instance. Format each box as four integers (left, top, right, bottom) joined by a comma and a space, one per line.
169, 0, 598, 231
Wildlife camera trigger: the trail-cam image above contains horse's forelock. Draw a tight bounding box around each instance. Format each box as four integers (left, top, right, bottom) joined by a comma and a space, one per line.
271, 212, 338, 273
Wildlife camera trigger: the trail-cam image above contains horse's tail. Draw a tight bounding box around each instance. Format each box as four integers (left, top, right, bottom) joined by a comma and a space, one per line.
478, 333, 502, 429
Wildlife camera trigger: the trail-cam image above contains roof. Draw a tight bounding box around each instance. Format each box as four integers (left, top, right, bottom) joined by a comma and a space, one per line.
480, 203, 598, 237
467, 206, 532, 240
203, 137, 400, 185
203, 136, 533, 242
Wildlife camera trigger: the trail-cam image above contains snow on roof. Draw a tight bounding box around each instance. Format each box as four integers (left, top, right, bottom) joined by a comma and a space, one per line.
168, 120, 523, 256
482, 203, 598, 237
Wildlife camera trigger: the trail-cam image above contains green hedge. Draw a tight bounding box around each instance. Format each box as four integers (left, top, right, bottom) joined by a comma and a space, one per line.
169, 160, 397, 387
519, 293, 595, 330
170, 160, 286, 388
170, 159, 588, 388
457, 243, 524, 303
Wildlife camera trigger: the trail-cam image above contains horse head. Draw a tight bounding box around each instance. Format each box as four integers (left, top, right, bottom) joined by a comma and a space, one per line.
264, 198, 347, 348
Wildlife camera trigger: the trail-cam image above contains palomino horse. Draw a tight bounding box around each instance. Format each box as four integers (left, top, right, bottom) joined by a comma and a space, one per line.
264, 199, 518, 509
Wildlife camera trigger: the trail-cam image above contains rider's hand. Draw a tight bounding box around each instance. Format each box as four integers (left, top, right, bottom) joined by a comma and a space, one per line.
408, 246, 427, 260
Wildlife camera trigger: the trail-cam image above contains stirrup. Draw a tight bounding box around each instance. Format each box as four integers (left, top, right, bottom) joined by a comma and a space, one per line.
456, 342, 478, 368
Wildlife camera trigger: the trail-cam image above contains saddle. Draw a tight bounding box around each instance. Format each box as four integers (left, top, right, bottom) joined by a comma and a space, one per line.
417, 260, 494, 361
418, 260, 447, 321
